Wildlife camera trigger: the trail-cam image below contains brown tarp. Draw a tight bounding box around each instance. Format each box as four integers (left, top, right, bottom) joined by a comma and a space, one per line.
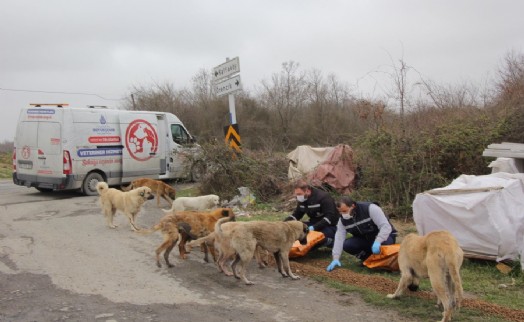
288, 144, 357, 194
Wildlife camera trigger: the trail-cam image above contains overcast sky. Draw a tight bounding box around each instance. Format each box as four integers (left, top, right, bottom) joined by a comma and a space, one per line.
1, 0, 523, 142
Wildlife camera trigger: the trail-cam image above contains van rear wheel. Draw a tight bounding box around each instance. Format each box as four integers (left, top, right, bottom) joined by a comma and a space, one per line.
83, 172, 104, 196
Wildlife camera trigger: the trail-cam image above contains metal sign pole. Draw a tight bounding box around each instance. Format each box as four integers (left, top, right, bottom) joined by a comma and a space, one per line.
228, 93, 236, 124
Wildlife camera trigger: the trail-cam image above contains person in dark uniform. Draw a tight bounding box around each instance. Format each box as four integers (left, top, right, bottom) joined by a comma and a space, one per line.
285, 179, 339, 248
326, 196, 397, 271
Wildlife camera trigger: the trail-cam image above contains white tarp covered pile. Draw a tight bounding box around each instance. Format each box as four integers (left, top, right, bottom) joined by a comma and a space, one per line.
413, 173, 524, 266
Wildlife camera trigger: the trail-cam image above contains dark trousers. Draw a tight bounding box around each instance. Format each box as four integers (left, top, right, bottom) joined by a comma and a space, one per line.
343, 234, 396, 260
305, 222, 337, 248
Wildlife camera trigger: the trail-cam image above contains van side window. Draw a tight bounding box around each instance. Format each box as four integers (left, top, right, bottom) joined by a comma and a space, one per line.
171, 124, 189, 144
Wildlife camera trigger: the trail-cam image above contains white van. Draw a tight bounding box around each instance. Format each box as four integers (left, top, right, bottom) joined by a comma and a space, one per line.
13, 104, 204, 195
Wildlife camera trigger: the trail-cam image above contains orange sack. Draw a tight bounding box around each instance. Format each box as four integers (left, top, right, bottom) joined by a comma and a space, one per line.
289, 231, 325, 258
363, 244, 401, 271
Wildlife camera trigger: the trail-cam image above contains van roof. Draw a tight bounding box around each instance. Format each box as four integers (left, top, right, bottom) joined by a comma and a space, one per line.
22, 105, 182, 123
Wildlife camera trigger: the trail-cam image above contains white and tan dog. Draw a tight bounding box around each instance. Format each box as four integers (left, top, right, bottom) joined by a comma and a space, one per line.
387, 230, 464, 322
96, 182, 154, 231
164, 194, 220, 212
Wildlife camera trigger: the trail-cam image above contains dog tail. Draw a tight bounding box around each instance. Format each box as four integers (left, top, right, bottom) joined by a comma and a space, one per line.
215, 211, 236, 236
136, 223, 162, 235
96, 182, 109, 195
161, 207, 173, 214
187, 232, 215, 250
121, 182, 134, 191
446, 251, 464, 310
177, 222, 198, 240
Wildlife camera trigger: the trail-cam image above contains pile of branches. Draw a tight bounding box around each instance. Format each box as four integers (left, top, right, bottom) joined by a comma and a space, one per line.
197, 142, 290, 203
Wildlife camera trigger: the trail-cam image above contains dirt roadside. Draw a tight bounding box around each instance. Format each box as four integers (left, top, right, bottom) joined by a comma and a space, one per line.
0, 181, 414, 322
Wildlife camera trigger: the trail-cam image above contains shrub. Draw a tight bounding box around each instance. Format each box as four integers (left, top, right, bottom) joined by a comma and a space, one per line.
197, 142, 290, 203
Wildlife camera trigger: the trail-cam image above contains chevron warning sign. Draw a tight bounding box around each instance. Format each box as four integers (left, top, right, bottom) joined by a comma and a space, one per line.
224, 123, 241, 153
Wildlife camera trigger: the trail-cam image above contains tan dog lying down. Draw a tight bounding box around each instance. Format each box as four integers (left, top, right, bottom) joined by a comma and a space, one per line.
122, 178, 176, 208
215, 217, 309, 285
96, 182, 154, 231
387, 231, 464, 322
164, 194, 220, 212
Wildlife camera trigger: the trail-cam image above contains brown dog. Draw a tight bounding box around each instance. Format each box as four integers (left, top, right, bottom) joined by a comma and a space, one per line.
141, 219, 197, 268
122, 178, 176, 208
143, 208, 234, 265
96, 182, 154, 231
387, 231, 464, 322
215, 218, 309, 285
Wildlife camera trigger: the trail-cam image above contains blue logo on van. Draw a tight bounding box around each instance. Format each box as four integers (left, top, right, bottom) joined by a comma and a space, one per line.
77, 148, 122, 158
100, 115, 106, 124
27, 109, 55, 115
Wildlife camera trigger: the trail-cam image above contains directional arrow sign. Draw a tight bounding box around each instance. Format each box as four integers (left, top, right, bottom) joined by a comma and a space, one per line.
214, 75, 242, 97
224, 124, 241, 154
213, 57, 240, 82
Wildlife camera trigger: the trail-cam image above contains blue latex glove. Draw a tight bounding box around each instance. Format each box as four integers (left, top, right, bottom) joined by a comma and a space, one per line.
308, 225, 315, 232
371, 241, 381, 254
326, 259, 341, 272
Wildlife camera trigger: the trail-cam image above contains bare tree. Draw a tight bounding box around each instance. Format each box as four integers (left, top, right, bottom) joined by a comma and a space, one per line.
497, 51, 524, 102
190, 68, 214, 110
259, 61, 309, 149
306, 68, 328, 139
125, 81, 185, 113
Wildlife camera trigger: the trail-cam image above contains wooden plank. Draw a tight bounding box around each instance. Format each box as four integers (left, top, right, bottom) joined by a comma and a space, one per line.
425, 187, 503, 195
463, 252, 497, 261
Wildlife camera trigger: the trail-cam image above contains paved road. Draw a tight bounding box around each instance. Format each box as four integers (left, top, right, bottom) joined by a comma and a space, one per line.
0, 180, 407, 321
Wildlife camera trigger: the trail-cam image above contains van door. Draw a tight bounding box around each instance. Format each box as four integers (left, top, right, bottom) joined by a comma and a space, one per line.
36, 122, 63, 179
16, 120, 63, 179
119, 113, 162, 181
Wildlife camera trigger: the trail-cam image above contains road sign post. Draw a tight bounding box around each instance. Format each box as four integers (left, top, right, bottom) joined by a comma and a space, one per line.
228, 94, 236, 124
213, 57, 242, 152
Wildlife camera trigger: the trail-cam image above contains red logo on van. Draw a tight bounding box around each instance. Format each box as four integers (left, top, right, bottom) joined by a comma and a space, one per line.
125, 119, 158, 161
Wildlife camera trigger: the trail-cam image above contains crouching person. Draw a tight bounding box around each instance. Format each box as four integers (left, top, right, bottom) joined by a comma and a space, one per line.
327, 196, 397, 271
285, 179, 339, 248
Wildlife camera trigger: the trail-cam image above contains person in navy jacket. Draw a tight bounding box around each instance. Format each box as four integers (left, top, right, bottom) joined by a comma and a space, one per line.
327, 196, 397, 271
286, 179, 339, 248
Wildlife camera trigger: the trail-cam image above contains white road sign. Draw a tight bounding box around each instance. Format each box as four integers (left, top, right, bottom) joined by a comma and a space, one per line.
213, 57, 240, 82
214, 75, 242, 97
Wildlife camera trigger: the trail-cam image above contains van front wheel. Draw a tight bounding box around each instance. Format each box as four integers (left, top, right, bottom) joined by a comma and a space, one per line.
82, 172, 104, 196
190, 161, 206, 182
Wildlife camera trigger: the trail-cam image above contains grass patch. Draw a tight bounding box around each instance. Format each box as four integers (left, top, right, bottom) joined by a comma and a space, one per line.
0, 152, 12, 179
174, 184, 200, 198
316, 276, 509, 321
461, 259, 523, 310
